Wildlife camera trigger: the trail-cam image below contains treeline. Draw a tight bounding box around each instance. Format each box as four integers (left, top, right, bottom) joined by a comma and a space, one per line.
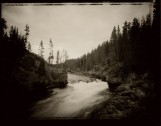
65, 13, 158, 79
1, 19, 29, 71
88, 3, 160, 120
38, 39, 69, 64
65, 4, 159, 120
1, 19, 47, 76
1, 18, 68, 119
2, 23, 69, 65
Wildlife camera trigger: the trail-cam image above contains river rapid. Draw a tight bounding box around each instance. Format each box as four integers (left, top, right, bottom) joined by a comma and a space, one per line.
29, 73, 110, 119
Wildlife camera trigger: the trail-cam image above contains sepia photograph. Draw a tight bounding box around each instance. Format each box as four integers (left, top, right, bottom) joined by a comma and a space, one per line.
1, 1, 160, 124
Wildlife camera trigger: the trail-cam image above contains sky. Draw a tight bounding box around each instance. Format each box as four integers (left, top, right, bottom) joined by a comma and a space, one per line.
2, 3, 152, 63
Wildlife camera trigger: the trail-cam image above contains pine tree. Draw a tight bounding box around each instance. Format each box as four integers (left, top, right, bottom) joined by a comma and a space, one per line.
109, 26, 118, 63
110, 26, 117, 43
1, 18, 7, 37
48, 39, 54, 64
9, 26, 19, 40
24, 24, 29, 47
56, 50, 60, 64
122, 21, 129, 69
117, 25, 123, 62
27, 42, 32, 52
39, 40, 44, 58
64, 50, 69, 62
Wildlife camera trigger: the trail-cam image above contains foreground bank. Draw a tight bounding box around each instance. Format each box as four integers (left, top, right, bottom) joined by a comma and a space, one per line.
67, 69, 158, 120
87, 72, 158, 120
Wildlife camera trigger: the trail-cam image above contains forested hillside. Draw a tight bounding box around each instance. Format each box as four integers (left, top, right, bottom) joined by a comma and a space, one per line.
66, 14, 156, 79
65, 2, 160, 120
1, 18, 68, 119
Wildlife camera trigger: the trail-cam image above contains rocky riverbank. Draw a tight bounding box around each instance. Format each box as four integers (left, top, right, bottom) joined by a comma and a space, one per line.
87, 73, 158, 120
66, 63, 158, 120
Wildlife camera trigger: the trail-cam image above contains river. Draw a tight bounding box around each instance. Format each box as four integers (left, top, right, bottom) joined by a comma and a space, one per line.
29, 73, 110, 119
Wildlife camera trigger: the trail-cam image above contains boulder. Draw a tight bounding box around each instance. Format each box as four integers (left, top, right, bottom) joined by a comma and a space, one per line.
107, 77, 122, 90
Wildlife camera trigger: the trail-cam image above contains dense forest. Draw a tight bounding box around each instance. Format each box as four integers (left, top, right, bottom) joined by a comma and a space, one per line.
67, 13, 159, 83
66, 14, 157, 79
65, 2, 160, 120
1, 18, 68, 119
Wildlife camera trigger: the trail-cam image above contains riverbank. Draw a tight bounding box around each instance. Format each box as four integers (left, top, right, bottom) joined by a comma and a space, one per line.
87, 72, 158, 120
2, 50, 68, 120
29, 73, 110, 118
68, 70, 158, 120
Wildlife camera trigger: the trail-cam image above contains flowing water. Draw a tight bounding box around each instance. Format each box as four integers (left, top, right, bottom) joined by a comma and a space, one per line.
29, 73, 110, 118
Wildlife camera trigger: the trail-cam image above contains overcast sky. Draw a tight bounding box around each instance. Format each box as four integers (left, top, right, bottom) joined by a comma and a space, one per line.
2, 3, 152, 63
